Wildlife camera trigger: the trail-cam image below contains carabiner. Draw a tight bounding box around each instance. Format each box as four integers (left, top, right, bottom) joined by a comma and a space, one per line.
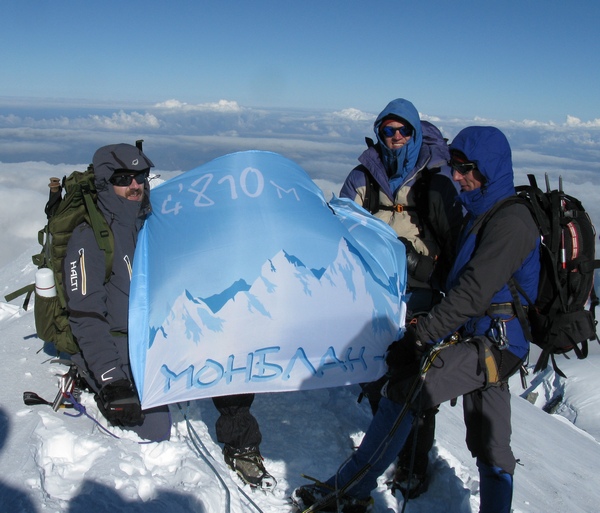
489, 318, 509, 350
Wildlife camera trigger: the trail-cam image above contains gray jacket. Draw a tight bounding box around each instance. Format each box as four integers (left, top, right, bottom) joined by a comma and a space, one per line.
64, 144, 152, 389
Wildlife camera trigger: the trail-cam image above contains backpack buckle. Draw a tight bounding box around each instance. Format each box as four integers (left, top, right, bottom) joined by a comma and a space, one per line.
391, 204, 405, 213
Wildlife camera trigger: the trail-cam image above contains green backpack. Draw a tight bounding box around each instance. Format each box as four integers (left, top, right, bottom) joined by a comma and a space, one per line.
5, 166, 114, 354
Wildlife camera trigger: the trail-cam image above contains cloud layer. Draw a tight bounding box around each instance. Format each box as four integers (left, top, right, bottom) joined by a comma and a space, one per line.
0, 98, 599, 270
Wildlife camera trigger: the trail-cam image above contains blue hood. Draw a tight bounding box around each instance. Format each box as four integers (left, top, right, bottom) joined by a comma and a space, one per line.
374, 98, 423, 186
449, 126, 515, 217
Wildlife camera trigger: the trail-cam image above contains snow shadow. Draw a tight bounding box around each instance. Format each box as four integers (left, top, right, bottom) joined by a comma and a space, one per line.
65, 480, 207, 513
0, 407, 38, 512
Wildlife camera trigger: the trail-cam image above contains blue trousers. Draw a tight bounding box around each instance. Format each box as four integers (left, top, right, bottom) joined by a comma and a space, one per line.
326, 397, 414, 499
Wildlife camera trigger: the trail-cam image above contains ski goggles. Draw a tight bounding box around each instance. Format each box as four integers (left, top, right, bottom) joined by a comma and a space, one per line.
449, 158, 478, 176
381, 125, 412, 138
109, 169, 149, 186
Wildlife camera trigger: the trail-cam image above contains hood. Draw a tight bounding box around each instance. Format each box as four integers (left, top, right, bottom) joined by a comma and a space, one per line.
449, 126, 515, 217
373, 98, 423, 184
92, 143, 154, 226
420, 120, 450, 169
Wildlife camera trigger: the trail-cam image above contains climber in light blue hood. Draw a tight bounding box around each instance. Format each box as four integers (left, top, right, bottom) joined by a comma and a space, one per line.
373, 98, 423, 192
330, 100, 463, 503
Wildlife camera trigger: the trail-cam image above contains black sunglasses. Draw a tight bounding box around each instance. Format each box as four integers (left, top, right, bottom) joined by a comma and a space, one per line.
381, 125, 412, 138
450, 158, 477, 176
109, 170, 149, 187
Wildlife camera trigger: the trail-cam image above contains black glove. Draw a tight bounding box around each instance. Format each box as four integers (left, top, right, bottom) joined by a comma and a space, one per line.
97, 379, 144, 427
398, 237, 435, 283
382, 326, 432, 403
385, 325, 429, 371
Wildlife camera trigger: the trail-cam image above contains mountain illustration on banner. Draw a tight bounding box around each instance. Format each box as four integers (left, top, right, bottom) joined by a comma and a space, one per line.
128, 150, 407, 409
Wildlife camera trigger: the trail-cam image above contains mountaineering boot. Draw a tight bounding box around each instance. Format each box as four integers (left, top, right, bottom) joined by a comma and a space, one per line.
96, 379, 144, 427
477, 459, 513, 513
290, 483, 373, 513
223, 445, 277, 490
391, 465, 429, 499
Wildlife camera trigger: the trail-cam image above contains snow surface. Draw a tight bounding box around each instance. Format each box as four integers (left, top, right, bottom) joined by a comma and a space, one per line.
1, 248, 600, 513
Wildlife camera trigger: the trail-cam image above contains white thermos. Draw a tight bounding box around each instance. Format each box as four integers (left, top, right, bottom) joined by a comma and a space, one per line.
35, 268, 57, 298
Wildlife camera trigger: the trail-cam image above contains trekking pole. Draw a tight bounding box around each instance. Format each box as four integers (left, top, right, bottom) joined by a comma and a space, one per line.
45, 177, 62, 219
23, 391, 74, 409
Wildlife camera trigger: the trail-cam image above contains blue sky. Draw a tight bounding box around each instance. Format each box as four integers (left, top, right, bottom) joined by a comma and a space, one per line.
2, 0, 599, 122
1, 1, 600, 270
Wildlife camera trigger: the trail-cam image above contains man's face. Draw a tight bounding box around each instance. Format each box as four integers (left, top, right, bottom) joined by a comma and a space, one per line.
452, 166, 484, 192
380, 120, 412, 150
450, 156, 485, 192
110, 171, 147, 201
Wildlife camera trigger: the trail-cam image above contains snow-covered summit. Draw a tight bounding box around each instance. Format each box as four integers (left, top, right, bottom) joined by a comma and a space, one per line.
1, 246, 599, 512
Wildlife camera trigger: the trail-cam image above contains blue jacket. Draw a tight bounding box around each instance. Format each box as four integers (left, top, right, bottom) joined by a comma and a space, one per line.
416, 127, 540, 359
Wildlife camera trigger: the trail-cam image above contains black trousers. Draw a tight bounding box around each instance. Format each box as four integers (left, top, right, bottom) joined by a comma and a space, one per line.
212, 393, 262, 449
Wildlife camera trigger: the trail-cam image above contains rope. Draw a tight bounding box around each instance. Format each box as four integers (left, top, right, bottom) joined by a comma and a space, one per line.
400, 394, 423, 513
62, 391, 172, 444
63, 391, 120, 438
177, 402, 232, 513
304, 340, 455, 513
176, 402, 266, 513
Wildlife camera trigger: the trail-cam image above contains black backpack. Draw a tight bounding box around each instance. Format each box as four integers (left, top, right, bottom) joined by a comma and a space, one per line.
481, 174, 600, 376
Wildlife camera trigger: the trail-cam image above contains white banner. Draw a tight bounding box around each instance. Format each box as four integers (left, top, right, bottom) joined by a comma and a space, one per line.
129, 151, 407, 409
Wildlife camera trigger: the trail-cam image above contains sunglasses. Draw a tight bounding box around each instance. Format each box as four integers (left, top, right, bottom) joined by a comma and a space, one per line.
109, 170, 149, 187
381, 125, 412, 138
450, 158, 477, 176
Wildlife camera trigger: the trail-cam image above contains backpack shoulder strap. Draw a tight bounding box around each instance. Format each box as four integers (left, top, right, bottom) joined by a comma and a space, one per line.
362, 167, 380, 215
468, 195, 527, 239
471, 196, 536, 333
80, 179, 114, 283
410, 166, 442, 243
358, 138, 381, 215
